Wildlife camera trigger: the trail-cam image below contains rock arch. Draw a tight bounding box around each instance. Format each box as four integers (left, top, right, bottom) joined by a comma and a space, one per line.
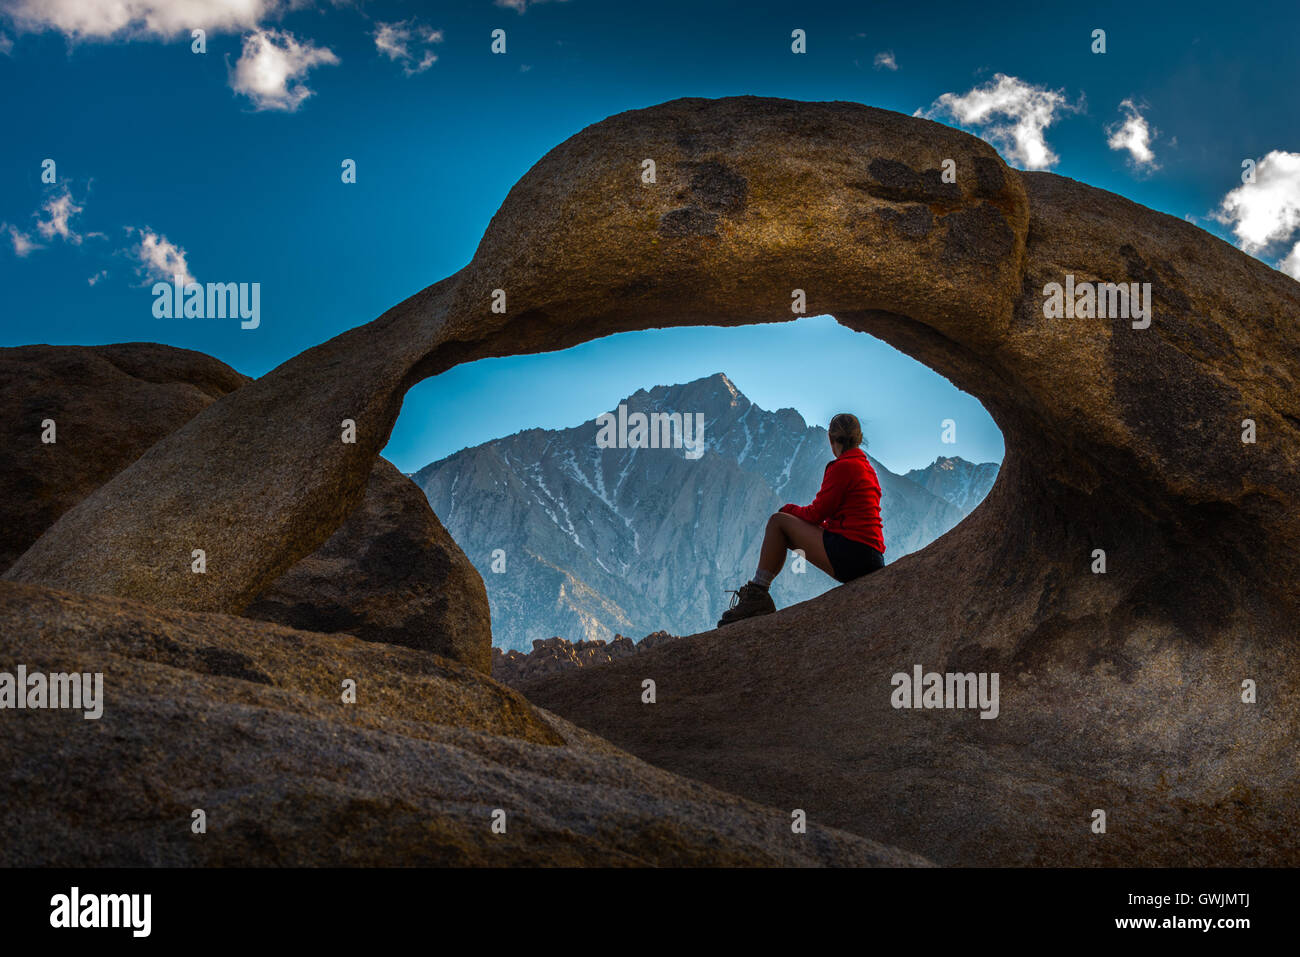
10, 98, 1300, 868
9, 96, 1296, 625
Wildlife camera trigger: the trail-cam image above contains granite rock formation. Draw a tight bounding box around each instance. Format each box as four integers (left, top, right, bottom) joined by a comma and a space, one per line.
247, 458, 491, 673
5, 97, 1035, 615
0, 581, 920, 866
6, 97, 1299, 865
1, 343, 490, 671
0, 343, 247, 574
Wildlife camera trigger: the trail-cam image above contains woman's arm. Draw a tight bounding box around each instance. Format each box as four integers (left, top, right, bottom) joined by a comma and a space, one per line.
779, 461, 848, 526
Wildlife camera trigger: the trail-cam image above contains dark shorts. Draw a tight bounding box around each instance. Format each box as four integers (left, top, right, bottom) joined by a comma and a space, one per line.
822, 530, 885, 583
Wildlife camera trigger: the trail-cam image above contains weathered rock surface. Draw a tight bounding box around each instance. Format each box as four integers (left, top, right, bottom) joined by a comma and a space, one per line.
5, 97, 1031, 615
0, 343, 247, 574
247, 458, 492, 673
0, 344, 490, 671
492, 631, 681, 686
6, 97, 1299, 865
518, 165, 1300, 866
0, 581, 922, 866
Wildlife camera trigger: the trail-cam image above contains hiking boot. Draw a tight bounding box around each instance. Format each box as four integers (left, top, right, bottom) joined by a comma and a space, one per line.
718, 583, 776, 627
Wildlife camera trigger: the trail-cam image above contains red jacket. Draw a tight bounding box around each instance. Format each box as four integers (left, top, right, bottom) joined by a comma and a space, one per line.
779, 447, 885, 553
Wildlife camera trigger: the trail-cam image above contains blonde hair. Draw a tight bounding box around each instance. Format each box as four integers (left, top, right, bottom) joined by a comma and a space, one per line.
828, 412, 863, 449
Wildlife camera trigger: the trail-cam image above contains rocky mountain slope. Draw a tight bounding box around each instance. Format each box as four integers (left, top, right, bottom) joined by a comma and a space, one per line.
416, 374, 982, 650
905, 456, 1000, 515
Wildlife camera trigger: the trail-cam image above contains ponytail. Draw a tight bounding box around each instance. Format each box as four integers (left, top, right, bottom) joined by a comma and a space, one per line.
828, 412, 863, 449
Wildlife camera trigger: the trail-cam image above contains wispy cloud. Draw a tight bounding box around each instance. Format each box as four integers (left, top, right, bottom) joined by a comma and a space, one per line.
374, 19, 443, 75
2, 186, 91, 257
130, 227, 195, 286
926, 73, 1080, 170
3, 223, 41, 256
1215, 150, 1300, 279
1106, 99, 1158, 169
34, 188, 85, 243
873, 51, 897, 71
230, 28, 338, 111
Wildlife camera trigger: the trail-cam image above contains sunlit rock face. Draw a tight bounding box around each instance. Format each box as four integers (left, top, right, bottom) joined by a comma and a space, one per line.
6, 97, 1299, 865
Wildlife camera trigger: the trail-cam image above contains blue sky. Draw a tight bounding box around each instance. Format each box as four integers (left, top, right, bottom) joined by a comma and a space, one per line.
2, 0, 1297, 474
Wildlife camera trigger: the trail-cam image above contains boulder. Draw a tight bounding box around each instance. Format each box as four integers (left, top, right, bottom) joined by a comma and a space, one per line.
0, 581, 924, 866
246, 458, 491, 673
0, 343, 490, 671
0, 343, 247, 574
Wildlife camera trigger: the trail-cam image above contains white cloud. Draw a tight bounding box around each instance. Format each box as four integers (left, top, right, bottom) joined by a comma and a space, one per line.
1279, 242, 1300, 280
1, 186, 95, 255
34, 189, 85, 243
0, 30, 14, 54
1215, 151, 1300, 279
1106, 99, 1158, 168
230, 28, 337, 111
927, 73, 1079, 170
87, 268, 109, 285
373, 21, 406, 58
4, 4, 345, 110
873, 51, 897, 71
3, 223, 41, 256
373, 19, 442, 75
131, 228, 195, 285
0, 0, 283, 40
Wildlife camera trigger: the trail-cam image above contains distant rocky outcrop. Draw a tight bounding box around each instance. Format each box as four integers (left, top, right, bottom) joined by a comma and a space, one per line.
417, 374, 969, 650
905, 456, 1000, 515
0, 343, 490, 671
493, 631, 681, 685
0, 581, 922, 866
6, 97, 1299, 866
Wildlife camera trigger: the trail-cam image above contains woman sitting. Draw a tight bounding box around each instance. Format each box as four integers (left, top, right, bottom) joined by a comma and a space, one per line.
719, 412, 885, 626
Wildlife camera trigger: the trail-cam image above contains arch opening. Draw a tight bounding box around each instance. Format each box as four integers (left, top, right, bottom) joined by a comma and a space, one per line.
387, 314, 1005, 654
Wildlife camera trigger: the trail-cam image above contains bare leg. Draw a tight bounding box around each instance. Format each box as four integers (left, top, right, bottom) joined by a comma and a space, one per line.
756, 512, 836, 580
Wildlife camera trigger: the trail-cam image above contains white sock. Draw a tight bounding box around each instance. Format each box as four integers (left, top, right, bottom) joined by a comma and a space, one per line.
751, 569, 774, 589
